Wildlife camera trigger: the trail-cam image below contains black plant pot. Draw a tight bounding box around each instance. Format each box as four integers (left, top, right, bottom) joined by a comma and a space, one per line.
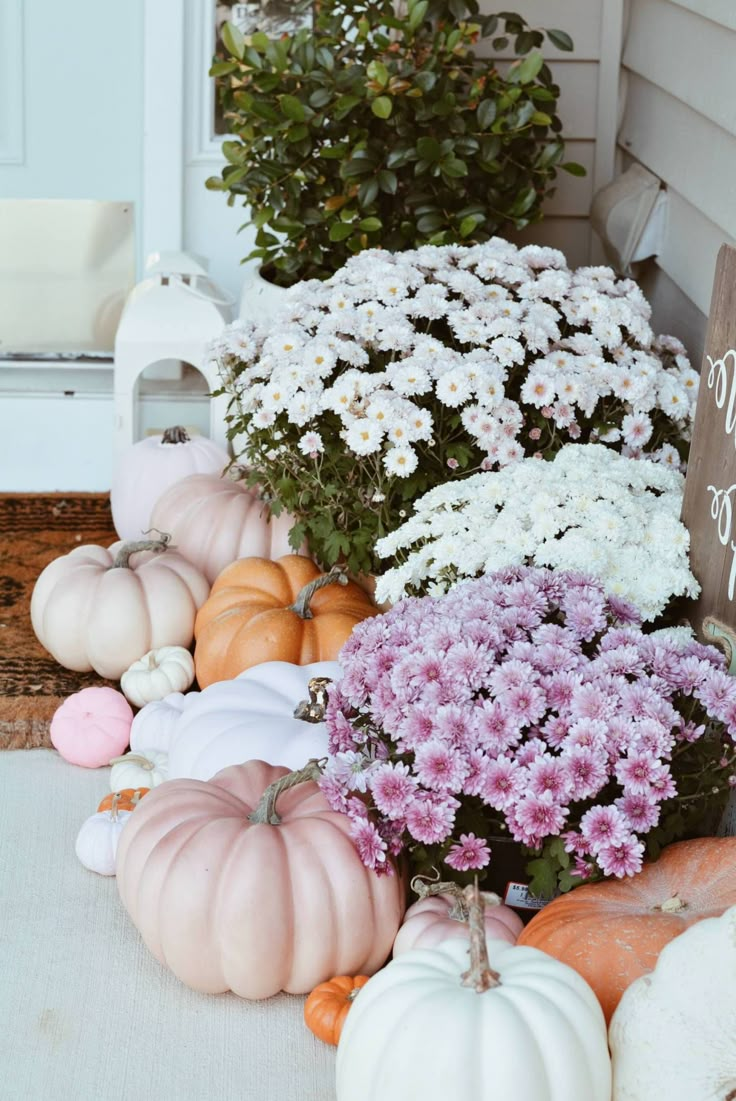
485, 837, 555, 925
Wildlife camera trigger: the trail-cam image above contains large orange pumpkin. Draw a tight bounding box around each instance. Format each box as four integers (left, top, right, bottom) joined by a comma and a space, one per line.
194, 555, 377, 688
517, 836, 736, 1023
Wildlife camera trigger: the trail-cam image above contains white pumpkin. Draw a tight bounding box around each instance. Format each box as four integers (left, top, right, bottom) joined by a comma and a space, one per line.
120, 645, 195, 708
609, 905, 736, 1101
111, 425, 229, 541
125, 660, 339, 782
109, 749, 168, 791
75, 807, 132, 876
129, 692, 191, 755
337, 889, 611, 1101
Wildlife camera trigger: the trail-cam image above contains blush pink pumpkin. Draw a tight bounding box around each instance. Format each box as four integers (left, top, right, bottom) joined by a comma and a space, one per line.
150, 473, 300, 584
30, 536, 210, 679
392, 889, 524, 956
111, 426, 230, 541
116, 759, 406, 999
50, 687, 133, 768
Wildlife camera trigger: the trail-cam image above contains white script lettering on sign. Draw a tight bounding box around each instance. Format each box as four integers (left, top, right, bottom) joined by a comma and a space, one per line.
681, 245, 736, 647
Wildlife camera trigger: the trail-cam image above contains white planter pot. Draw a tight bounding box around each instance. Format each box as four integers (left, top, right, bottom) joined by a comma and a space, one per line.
238, 266, 290, 325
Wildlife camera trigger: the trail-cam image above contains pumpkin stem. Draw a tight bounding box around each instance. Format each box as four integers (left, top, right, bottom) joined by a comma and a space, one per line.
109, 791, 121, 822
248, 758, 326, 825
289, 567, 348, 620
113, 534, 171, 570
410, 874, 503, 923
460, 881, 502, 992
161, 426, 190, 445
109, 754, 155, 771
658, 894, 687, 913
294, 677, 333, 723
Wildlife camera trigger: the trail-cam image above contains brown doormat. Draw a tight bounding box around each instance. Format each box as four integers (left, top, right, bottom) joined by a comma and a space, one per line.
0, 494, 119, 749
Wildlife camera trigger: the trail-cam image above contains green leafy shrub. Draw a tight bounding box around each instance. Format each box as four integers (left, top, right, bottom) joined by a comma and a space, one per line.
207, 0, 581, 285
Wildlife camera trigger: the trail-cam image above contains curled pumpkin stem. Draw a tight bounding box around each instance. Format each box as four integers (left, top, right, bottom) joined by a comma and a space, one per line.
460, 880, 502, 992
113, 535, 171, 570
290, 567, 348, 620
410, 874, 503, 922
248, 757, 326, 825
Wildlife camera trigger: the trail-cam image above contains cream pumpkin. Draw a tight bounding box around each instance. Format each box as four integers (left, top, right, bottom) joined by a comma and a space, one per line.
116, 760, 405, 999
30, 536, 210, 679
610, 906, 736, 1101
120, 645, 195, 708
150, 472, 298, 584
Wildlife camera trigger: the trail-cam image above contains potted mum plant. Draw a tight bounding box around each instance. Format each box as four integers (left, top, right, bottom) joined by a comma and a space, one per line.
212, 240, 697, 578
207, 0, 581, 287
318, 567, 736, 900
374, 442, 700, 618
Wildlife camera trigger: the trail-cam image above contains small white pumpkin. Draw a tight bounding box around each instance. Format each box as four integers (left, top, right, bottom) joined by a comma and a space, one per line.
109, 749, 168, 791
609, 904, 736, 1101
75, 801, 133, 876
337, 886, 611, 1101
120, 645, 195, 708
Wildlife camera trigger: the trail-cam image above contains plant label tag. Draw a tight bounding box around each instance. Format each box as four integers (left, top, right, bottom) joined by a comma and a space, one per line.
503, 881, 550, 911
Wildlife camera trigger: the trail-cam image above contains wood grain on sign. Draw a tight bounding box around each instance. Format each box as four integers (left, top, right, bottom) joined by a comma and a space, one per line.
681, 244, 736, 654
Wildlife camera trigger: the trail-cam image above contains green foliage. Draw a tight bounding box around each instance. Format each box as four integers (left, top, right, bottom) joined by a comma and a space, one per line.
207, 0, 580, 284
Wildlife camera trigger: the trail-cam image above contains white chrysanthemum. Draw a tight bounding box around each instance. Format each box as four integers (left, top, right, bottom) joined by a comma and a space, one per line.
374, 444, 699, 615
383, 445, 418, 478
344, 418, 384, 456
298, 431, 324, 456
520, 374, 555, 408
435, 368, 474, 407
387, 361, 432, 397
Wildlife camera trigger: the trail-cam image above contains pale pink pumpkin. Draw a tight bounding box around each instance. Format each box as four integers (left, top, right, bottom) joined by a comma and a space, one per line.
392, 890, 524, 956
51, 687, 133, 768
150, 473, 300, 584
116, 760, 406, 999
30, 536, 210, 679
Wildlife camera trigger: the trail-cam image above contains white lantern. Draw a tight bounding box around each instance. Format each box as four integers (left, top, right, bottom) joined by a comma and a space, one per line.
113, 251, 233, 458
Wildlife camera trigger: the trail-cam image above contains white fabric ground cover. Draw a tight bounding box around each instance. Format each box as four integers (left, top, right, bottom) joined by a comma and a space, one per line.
0, 749, 336, 1101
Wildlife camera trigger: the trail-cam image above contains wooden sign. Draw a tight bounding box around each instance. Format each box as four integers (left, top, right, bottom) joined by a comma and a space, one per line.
681, 244, 736, 666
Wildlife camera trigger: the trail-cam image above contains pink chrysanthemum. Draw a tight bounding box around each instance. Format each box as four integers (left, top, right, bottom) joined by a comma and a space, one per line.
445, 833, 492, 871
405, 795, 457, 844
370, 762, 418, 819
597, 835, 645, 878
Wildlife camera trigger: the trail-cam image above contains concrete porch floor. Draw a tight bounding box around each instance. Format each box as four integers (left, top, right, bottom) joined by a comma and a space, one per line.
0, 749, 336, 1101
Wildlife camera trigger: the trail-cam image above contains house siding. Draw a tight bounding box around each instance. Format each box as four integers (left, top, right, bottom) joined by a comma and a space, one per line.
482, 0, 610, 267
619, 0, 736, 353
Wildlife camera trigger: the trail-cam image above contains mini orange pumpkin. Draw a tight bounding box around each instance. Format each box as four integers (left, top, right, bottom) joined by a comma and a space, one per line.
304, 975, 370, 1045
193, 555, 377, 688
517, 835, 736, 1023
97, 788, 150, 813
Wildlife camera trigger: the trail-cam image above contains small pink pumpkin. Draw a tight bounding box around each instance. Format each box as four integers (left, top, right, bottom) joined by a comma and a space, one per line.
392, 887, 524, 957
50, 687, 133, 768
